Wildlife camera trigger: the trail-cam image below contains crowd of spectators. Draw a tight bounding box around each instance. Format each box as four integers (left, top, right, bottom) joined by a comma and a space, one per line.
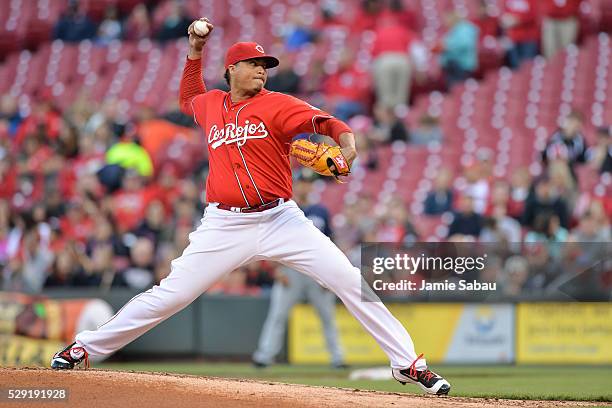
1, 0, 610, 299
340, 110, 611, 300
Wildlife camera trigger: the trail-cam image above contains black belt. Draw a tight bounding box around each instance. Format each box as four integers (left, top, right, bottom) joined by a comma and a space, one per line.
216, 198, 287, 213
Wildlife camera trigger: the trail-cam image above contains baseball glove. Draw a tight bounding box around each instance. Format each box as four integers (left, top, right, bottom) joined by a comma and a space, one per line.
290, 139, 351, 182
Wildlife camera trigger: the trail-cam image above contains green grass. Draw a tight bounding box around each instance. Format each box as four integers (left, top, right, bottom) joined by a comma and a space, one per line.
98, 362, 612, 402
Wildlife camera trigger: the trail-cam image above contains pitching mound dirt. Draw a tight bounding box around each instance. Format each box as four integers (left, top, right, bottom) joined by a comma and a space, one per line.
1, 368, 608, 408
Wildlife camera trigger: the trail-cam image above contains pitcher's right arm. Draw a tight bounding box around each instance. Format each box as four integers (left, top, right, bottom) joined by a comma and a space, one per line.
179, 18, 214, 116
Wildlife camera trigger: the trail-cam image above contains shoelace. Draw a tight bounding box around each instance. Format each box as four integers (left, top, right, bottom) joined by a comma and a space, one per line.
408, 353, 435, 383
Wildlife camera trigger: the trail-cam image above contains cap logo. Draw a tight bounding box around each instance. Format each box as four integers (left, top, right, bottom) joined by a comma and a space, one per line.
255, 45, 265, 53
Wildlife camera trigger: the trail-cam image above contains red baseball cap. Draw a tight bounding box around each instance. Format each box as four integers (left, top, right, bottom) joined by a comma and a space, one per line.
224, 42, 279, 69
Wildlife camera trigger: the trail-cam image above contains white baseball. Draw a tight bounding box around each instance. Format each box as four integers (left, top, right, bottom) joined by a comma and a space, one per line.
194, 20, 210, 37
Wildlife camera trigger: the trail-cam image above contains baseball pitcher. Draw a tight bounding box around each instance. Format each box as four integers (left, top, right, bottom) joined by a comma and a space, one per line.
50, 18, 450, 395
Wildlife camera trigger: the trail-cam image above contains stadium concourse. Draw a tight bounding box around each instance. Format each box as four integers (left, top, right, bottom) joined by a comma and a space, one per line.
1, 0, 611, 297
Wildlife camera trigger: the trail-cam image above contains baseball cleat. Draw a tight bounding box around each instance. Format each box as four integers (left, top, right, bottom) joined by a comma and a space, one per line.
51, 342, 90, 370
392, 354, 451, 395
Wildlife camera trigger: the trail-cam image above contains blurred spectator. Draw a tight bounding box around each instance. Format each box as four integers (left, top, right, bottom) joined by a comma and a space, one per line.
0, 155, 15, 201
458, 162, 490, 214
124, 4, 153, 41
45, 242, 105, 287
85, 99, 126, 140
120, 237, 155, 290
105, 133, 154, 178
59, 199, 96, 244
375, 197, 418, 243
585, 200, 612, 237
79, 242, 115, 289
72, 134, 106, 179
486, 180, 510, 214
14, 98, 62, 146
481, 204, 522, 248
42, 189, 66, 219
314, 4, 345, 32
523, 240, 560, 290
150, 163, 183, 212
448, 195, 484, 238
547, 160, 578, 212
1, 95, 23, 138
525, 212, 569, 250
502, 255, 529, 296
300, 58, 326, 95
333, 203, 367, 257
371, 18, 427, 108
85, 215, 128, 259
244, 261, 276, 291
409, 114, 442, 145
479, 255, 503, 286
322, 49, 371, 121
542, 0, 582, 59
587, 126, 612, 174
56, 121, 80, 159
133, 199, 167, 247
439, 12, 480, 88
501, 0, 540, 69
15, 229, 54, 293
508, 166, 531, 218
381, 0, 418, 29
45, 247, 80, 287
424, 168, 454, 215
371, 104, 409, 144
571, 210, 611, 242
111, 170, 154, 233
53, 2, 97, 42
283, 8, 315, 51
522, 176, 569, 229
541, 110, 587, 181
351, 0, 385, 33
473, 0, 501, 40
97, 6, 123, 44
155, 0, 192, 43
477, 148, 495, 180
265, 54, 301, 94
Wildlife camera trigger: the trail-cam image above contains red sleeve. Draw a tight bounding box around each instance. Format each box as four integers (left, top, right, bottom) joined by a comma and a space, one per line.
317, 118, 352, 143
179, 57, 207, 117
275, 95, 352, 143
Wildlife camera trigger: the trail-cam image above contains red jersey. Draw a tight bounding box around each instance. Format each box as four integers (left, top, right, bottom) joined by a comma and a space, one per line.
112, 188, 154, 232
543, 0, 582, 19
179, 58, 351, 207
503, 0, 540, 43
323, 66, 371, 104
371, 23, 416, 58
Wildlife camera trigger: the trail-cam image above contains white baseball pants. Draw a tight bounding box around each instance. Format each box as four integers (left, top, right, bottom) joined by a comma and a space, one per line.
76, 200, 426, 369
